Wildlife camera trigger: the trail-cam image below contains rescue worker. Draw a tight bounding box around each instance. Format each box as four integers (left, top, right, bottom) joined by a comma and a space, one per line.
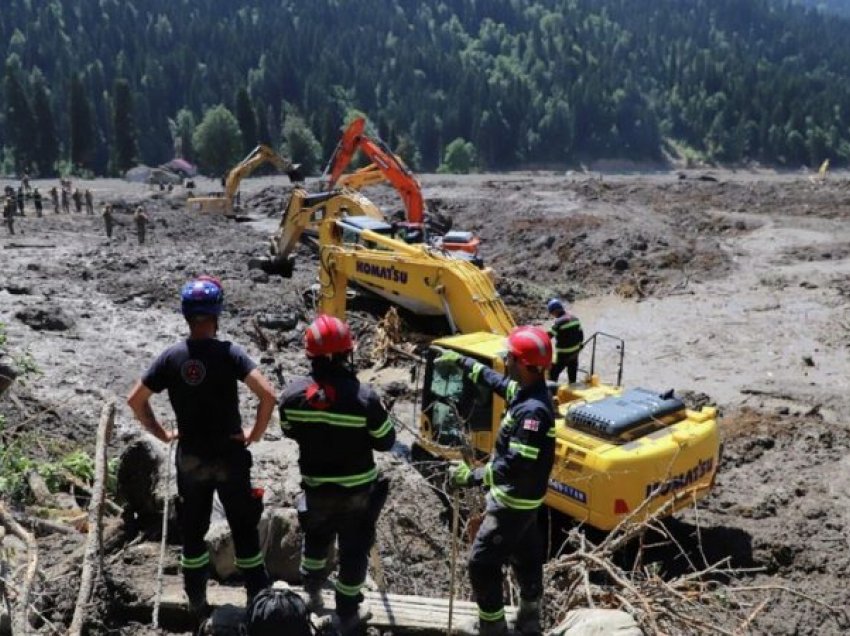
61, 187, 70, 214
50, 186, 59, 214
72, 188, 83, 214
16, 187, 24, 216
134, 205, 149, 244
546, 299, 583, 384
102, 204, 114, 238
84, 188, 94, 215
127, 276, 275, 621
278, 315, 396, 634
3, 196, 15, 235
21, 171, 30, 193
440, 326, 556, 636
33, 187, 43, 218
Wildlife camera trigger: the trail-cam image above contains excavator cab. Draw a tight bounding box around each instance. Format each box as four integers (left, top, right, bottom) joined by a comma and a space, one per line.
421, 348, 494, 447
416, 332, 721, 532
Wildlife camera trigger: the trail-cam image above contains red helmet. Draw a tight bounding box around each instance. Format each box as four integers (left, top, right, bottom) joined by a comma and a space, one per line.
305, 315, 354, 358
506, 326, 552, 369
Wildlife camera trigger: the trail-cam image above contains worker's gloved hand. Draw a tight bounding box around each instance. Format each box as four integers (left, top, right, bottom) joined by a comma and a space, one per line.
435, 349, 462, 367
448, 461, 474, 492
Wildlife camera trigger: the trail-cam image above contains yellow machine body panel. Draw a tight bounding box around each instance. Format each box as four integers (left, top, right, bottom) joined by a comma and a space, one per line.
419, 332, 721, 531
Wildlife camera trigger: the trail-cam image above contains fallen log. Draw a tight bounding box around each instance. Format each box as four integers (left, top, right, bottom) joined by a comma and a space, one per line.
68, 399, 115, 636
0, 502, 39, 635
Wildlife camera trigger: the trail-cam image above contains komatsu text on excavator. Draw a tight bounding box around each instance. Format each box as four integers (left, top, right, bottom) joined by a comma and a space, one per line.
259, 187, 721, 532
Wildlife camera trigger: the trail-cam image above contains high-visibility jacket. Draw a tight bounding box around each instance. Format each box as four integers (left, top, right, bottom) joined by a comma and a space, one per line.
462, 359, 556, 511
548, 313, 583, 357
279, 369, 395, 493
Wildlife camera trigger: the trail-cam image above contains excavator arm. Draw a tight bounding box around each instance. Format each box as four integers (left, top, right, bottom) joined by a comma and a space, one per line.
325, 118, 425, 226
224, 145, 303, 204
316, 221, 515, 335
188, 145, 302, 216
260, 189, 384, 277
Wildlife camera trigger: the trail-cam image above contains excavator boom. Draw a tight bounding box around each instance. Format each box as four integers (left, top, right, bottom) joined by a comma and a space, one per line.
325, 118, 425, 226
187, 144, 303, 216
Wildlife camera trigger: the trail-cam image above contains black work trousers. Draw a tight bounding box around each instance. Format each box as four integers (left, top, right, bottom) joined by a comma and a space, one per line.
176, 443, 268, 603
469, 506, 544, 621
297, 487, 377, 618
550, 353, 579, 384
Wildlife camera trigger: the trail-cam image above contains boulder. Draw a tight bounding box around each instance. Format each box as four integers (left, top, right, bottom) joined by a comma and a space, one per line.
207, 507, 309, 583
547, 609, 642, 636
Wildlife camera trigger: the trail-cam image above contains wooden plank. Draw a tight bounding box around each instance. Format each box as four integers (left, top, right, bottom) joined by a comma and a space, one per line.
157, 577, 516, 635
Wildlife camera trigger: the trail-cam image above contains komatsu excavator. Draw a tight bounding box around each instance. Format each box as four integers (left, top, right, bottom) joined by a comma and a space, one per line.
325, 117, 481, 257
187, 144, 303, 216
260, 188, 720, 532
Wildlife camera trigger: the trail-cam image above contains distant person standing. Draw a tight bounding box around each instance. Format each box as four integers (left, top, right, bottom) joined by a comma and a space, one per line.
72, 188, 83, 214
103, 204, 114, 239
33, 187, 43, 218
16, 188, 25, 216
21, 171, 31, 194
546, 299, 584, 384
50, 186, 60, 214
3, 196, 15, 235
84, 188, 94, 215
61, 187, 70, 214
134, 205, 150, 244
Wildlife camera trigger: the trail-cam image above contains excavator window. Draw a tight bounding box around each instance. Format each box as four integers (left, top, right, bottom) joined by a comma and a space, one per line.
422, 349, 493, 446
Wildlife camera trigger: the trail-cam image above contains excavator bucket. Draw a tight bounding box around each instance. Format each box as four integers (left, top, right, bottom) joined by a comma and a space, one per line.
286, 164, 305, 184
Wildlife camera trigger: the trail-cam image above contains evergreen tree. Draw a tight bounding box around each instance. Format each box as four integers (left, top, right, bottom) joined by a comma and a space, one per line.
112, 78, 138, 174
281, 112, 323, 176
439, 138, 477, 174
235, 87, 258, 154
31, 79, 59, 176
192, 105, 243, 175
69, 73, 95, 172
170, 109, 197, 161
255, 99, 272, 146
4, 58, 37, 173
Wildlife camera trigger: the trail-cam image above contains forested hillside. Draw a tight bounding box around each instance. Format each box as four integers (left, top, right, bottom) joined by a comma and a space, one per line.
795, 0, 850, 15
3, 0, 850, 175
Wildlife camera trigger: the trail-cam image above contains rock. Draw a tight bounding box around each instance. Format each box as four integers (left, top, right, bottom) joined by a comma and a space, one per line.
15, 306, 75, 331
257, 313, 299, 330
116, 435, 174, 535
547, 608, 642, 635
0, 361, 17, 397
613, 258, 629, 271
802, 355, 815, 367
207, 507, 308, 583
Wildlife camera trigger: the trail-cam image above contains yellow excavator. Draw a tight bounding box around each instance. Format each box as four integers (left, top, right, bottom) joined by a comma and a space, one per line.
259, 188, 720, 531
186, 145, 303, 216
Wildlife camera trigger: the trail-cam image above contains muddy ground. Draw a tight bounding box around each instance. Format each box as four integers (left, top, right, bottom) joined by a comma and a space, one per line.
1, 169, 849, 634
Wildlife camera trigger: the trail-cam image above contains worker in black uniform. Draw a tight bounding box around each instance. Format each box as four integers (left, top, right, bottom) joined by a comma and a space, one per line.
440, 326, 556, 636
33, 187, 43, 218
546, 298, 583, 384
127, 276, 275, 621
278, 315, 395, 635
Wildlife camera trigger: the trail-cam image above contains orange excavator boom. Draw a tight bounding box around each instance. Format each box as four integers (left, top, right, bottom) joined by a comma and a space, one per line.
325, 117, 425, 226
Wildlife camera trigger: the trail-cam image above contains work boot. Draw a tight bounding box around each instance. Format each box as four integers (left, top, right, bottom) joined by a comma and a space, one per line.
242, 565, 270, 604
184, 568, 210, 623
333, 603, 372, 636
457, 615, 509, 636
514, 597, 542, 635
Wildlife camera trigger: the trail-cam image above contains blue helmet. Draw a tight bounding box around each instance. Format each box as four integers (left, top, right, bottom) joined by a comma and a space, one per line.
547, 298, 564, 313
181, 276, 224, 317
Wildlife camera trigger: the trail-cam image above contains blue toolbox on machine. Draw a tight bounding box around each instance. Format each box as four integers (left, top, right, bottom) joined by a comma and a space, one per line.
567, 388, 686, 441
